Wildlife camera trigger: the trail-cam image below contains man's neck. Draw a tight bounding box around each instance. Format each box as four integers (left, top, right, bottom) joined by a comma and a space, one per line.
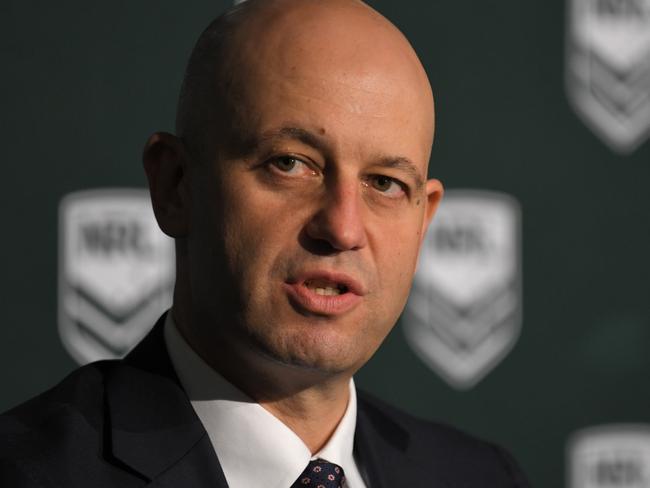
171, 307, 352, 454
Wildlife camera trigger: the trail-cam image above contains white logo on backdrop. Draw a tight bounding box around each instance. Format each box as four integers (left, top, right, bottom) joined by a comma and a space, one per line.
568, 425, 650, 488
58, 189, 175, 364
566, 0, 650, 153
402, 190, 522, 389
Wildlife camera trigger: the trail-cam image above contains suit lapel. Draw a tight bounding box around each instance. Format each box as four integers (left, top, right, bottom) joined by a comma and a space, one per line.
355, 394, 453, 488
144, 434, 229, 488
103, 314, 229, 487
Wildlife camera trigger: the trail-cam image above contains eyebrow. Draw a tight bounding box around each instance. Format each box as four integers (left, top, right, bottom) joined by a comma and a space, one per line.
258, 126, 425, 190
374, 156, 425, 191
258, 126, 327, 152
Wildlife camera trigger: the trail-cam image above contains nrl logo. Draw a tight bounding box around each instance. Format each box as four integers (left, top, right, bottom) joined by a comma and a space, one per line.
58, 189, 175, 365
568, 425, 650, 488
566, 0, 650, 153
402, 190, 522, 389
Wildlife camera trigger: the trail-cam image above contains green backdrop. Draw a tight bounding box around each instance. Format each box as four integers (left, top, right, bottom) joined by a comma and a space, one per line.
2, 1, 649, 487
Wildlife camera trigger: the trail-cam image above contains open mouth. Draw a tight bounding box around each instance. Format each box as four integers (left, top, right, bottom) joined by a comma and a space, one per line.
284, 272, 363, 315
303, 279, 349, 296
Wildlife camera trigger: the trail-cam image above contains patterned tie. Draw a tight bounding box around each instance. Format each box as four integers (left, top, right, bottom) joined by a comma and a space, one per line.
290, 458, 346, 488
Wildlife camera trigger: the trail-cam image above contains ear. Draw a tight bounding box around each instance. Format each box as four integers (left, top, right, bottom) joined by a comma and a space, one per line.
420, 178, 444, 244
142, 132, 190, 238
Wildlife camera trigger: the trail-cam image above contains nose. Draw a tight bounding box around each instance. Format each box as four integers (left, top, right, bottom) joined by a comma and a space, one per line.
304, 180, 368, 253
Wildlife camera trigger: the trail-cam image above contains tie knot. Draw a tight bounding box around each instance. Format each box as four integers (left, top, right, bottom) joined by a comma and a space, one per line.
291, 458, 345, 488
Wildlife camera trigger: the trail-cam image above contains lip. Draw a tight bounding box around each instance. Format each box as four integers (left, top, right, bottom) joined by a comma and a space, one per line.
283, 270, 366, 316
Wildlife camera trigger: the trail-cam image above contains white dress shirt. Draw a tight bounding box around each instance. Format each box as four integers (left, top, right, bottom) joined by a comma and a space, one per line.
164, 313, 368, 488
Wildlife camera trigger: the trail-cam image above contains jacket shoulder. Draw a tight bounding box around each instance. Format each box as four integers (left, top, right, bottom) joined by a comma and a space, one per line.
357, 390, 530, 487
0, 361, 118, 487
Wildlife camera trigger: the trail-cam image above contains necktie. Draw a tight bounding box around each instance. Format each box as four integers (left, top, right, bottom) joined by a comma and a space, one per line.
290, 458, 346, 488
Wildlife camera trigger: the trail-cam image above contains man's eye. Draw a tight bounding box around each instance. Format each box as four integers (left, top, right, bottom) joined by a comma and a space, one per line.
269, 156, 313, 176
369, 175, 405, 196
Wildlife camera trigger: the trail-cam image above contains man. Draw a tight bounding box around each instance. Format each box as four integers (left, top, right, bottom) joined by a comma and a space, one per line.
1, 0, 529, 486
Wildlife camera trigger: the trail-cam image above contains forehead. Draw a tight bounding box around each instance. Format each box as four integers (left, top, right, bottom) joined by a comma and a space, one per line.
214, 4, 434, 166
223, 36, 433, 164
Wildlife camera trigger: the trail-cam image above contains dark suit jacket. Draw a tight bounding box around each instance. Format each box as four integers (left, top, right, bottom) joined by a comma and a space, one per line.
1, 315, 530, 487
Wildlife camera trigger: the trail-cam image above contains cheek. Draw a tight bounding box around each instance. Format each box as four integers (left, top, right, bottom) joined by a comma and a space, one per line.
369, 217, 422, 305
218, 178, 304, 289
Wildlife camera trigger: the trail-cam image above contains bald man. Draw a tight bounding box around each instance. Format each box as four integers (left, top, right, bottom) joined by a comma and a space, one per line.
0, 1, 529, 487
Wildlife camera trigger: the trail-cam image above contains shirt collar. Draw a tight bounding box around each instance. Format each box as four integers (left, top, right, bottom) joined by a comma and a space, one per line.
163, 312, 359, 488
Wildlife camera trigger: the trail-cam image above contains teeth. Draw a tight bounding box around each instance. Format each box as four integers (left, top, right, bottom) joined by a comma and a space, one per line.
305, 280, 344, 295
314, 287, 341, 296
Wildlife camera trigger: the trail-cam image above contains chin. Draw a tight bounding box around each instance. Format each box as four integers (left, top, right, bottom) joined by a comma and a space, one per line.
250, 324, 365, 375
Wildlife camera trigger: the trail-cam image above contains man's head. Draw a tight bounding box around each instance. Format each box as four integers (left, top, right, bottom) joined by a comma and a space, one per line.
144, 0, 443, 386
